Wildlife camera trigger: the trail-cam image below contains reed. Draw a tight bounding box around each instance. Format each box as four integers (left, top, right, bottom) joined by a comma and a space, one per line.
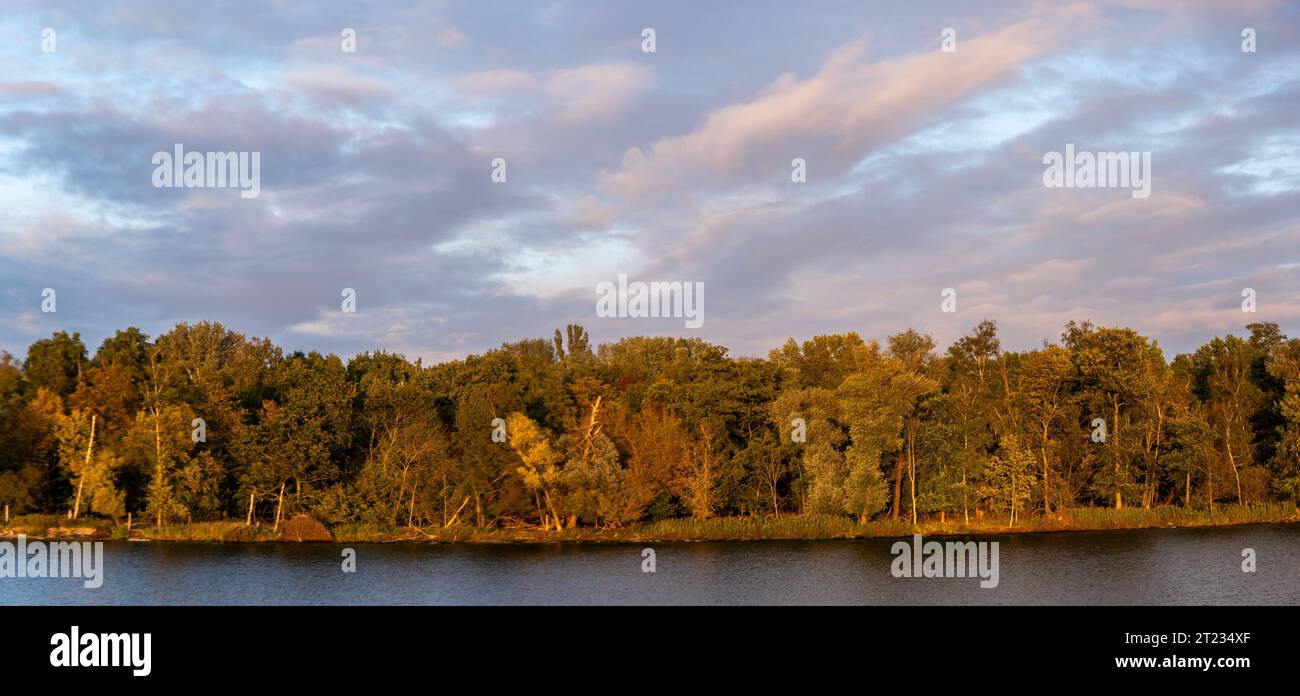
7, 503, 1293, 543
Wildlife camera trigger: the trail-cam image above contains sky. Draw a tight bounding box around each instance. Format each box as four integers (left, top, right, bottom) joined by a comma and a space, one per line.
1, 0, 1298, 365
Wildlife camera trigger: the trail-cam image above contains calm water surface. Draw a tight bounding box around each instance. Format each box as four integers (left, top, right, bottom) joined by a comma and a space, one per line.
3, 523, 1297, 605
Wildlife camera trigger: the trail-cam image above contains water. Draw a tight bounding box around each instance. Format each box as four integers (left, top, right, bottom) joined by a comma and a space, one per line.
4, 524, 1298, 605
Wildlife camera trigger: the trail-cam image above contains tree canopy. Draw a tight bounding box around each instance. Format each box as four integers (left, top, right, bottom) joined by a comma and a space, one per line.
2, 319, 1298, 529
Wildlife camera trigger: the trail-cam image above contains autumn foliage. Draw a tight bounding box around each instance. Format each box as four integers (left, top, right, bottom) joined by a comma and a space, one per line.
2, 319, 1299, 531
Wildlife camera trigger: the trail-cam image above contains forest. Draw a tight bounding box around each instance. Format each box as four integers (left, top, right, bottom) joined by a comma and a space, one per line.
2, 319, 1299, 534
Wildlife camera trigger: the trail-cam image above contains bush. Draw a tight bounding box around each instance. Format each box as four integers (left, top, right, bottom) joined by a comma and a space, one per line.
278, 514, 332, 542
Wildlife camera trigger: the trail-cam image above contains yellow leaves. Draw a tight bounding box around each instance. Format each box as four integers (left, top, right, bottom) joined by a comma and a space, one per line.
506, 412, 562, 490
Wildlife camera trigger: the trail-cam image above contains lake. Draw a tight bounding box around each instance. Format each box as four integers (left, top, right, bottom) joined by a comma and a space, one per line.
3, 523, 1297, 605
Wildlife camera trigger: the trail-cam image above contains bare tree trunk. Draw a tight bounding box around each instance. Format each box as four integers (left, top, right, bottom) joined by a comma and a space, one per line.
394, 462, 407, 526
73, 414, 96, 520
1009, 471, 1015, 528
892, 448, 904, 520
907, 426, 918, 526
1225, 425, 1244, 504
247, 489, 256, 526
1113, 397, 1123, 509
543, 489, 562, 531
1207, 457, 1214, 510
961, 432, 970, 524
273, 481, 285, 534
1041, 421, 1051, 514
444, 496, 471, 528
770, 455, 780, 515
961, 468, 969, 524
1145, 405, 1165, 510
154, 408, 163, 527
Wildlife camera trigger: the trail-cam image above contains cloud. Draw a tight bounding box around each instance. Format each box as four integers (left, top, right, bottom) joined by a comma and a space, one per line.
0, 0, 1298, 365
1009, 258, 1095, 285
278, 65, 398, 106
460, 62, 653, 124
0, 81, 64, 98
599, 5, 1096, 202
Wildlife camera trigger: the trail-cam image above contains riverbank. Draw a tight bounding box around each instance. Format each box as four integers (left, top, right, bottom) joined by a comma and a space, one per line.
4, 503, 1297, 543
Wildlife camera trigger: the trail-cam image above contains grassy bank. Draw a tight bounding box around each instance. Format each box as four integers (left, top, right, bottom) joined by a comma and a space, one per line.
4, 503, 1296, 543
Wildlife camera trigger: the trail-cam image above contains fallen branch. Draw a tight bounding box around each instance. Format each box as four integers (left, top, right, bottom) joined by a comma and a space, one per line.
443, 495, 471, 528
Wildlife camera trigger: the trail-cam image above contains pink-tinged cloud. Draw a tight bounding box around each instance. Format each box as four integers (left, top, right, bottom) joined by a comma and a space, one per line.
599, 5, 1098, 202
1103, 0, 1281, 13
279, 65, 397, 106
459, 62, 653, 124
0, 81, 63, 97
564, 195, 616, 231
1009, 258, 1096, 284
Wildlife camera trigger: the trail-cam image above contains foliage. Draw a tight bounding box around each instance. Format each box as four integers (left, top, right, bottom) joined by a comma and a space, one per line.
3, 320, 1299, 531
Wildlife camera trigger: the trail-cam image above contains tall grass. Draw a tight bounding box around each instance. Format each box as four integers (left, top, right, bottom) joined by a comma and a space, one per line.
3, 513, 114, 536
1061, 502, 1293, 529
148, 521, 278, 542
6, 502, 1295, 543
636, 514, 867, 540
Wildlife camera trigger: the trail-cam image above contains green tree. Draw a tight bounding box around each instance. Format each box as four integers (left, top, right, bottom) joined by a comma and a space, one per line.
1065, 322, 1162, 508
1016, 345, 1074, 512
1192, 335, 1264, 504
837, 348, 922, 523
979, 434, 1036, 527
23, 331, 86, 399
507, 411, 565, 530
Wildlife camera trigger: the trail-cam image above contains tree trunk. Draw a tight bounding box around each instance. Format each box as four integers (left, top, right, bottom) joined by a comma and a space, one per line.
1040, 421, 1051, 514
273, 481, 285, 534
907, 426, 918, 526
961, 430, 970, 524
1113, 396, 1123, 509
407, 487, 416, 528
1146, 405, 1165, 510
73, 414, 96, 520
1009, 469, 1016, 528
961, 468, 969, 524
543, 489, 562, 531
154, 409, 163, 527
1207, 457, 1214, 510
892, 448, 905, 520
1225, 425, 1244, 504
770, 465, 780, 515
247, 489, 255, 526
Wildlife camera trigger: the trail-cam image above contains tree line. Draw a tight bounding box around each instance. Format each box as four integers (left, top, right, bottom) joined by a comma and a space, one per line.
1, 319, 1298, 530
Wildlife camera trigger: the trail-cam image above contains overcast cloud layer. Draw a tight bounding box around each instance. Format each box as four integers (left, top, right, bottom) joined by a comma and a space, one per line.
2, 0, 1299, 363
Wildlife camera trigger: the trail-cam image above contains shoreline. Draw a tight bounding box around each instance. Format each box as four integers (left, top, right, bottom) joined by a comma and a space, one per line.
5, 504, 1297, 544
